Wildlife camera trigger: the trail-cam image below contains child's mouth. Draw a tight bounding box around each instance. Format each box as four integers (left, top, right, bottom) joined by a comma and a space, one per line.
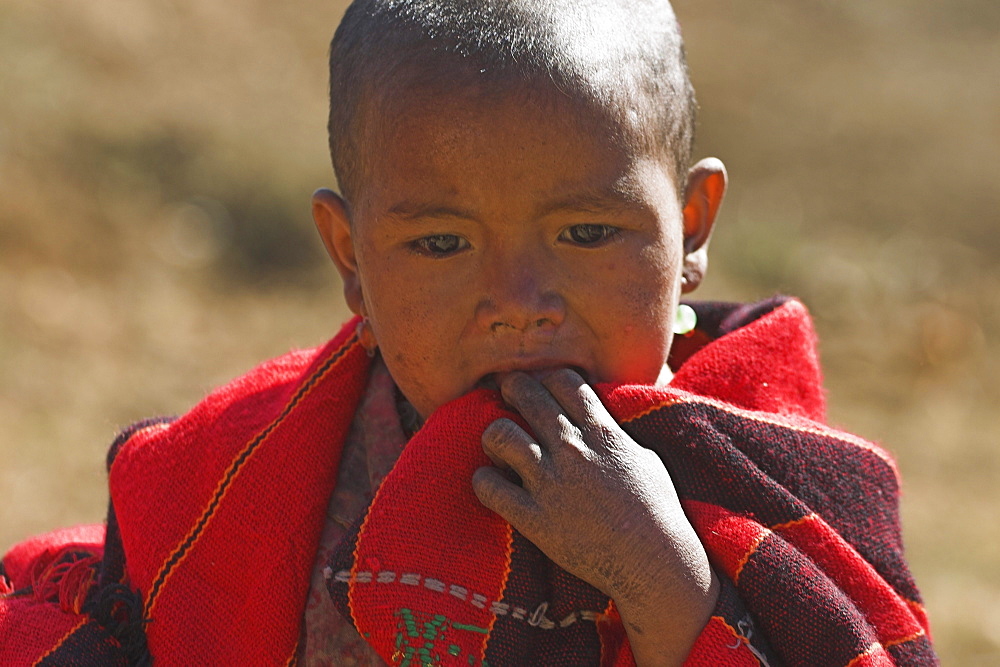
476, 375, 502, 392
475, 366, 588, 392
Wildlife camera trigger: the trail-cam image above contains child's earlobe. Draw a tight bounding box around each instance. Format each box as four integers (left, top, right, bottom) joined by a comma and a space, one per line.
311, 188, 365, 315
680, 248, 708, 294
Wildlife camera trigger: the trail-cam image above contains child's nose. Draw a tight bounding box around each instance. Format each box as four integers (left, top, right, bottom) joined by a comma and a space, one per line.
474, 262, 566, 334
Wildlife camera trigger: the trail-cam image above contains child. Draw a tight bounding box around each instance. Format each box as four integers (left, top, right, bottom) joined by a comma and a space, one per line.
1, 0, 936, 665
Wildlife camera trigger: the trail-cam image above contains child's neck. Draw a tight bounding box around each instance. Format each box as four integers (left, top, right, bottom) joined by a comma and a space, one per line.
656, 363, 675, 387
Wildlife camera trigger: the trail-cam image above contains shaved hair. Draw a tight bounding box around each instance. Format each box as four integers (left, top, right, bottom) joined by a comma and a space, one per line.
328, 0, 697, 203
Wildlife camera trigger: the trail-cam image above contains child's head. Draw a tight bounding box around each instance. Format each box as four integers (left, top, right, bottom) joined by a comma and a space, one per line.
326, 0, 697, 204
313, 0, 727, 418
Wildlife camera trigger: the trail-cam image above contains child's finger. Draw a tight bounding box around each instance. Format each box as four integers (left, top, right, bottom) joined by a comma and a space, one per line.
539, 369, 611, 428
471, 466, 540, 534
496, 372, 573, 447
481, 417, 545, 487
538, 370, 625, 457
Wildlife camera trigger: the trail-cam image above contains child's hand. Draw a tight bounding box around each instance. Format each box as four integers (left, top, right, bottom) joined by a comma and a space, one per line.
472, 370, 718, 666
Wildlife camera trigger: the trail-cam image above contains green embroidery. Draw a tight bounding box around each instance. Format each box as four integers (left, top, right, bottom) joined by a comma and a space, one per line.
400, 607, 420, 638
451, 622, 489, 635
393, 608, 491, 666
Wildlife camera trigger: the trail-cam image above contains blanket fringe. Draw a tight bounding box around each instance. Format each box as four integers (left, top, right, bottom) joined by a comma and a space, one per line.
24, 545, 152, 664
29, 547, 100, 614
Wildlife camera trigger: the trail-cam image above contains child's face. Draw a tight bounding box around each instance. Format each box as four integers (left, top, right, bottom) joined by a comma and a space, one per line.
315, 89, 724, 419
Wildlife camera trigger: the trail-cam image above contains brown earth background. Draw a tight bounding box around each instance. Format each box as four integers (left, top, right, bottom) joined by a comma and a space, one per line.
1, 0, 998, 662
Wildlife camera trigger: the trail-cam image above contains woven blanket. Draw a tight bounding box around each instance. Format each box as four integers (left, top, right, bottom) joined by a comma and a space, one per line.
0, 298, 936, 665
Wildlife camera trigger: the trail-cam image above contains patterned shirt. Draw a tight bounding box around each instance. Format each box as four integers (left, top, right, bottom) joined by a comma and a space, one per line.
298, 357, 415, 665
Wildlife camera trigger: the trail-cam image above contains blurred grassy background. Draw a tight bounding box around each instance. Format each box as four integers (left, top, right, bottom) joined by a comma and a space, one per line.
1, 0, 997, 662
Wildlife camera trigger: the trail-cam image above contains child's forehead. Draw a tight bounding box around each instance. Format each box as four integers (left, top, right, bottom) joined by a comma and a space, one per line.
346, 78, 679, 219
363, 74, 653, 155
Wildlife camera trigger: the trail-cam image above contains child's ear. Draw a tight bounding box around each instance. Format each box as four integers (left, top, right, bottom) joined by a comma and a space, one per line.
680, 157, 727, 294
312, 188, 365, 315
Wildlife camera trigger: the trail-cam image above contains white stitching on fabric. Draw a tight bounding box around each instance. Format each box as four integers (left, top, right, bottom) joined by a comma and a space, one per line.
726, 615, 771, 666
424, 578, 446, 593
528, 602, 555, 629
489, 601, 509, 615
333, 569, 605, 630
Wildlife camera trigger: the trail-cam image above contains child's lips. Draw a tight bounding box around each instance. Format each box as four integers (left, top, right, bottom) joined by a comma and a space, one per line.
476, 375, 502, 392
475, 364, 588, 392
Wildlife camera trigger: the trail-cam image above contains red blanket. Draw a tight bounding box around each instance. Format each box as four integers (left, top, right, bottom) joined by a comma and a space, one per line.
1, 298, 936, 665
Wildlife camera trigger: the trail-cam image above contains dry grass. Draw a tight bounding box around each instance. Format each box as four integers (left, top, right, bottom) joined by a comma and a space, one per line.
1, 0, 998, 662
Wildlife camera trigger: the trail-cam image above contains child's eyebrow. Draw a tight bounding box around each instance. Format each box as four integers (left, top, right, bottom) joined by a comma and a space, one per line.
386, 202, 480, 222
535, 190, 649, 218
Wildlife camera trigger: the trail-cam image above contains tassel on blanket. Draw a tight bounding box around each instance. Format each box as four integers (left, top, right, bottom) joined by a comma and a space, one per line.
28, 547, 101, 615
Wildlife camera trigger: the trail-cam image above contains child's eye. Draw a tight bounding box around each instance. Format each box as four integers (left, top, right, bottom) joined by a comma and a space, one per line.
410, 234, 469, 256
559, 224, 621, 246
